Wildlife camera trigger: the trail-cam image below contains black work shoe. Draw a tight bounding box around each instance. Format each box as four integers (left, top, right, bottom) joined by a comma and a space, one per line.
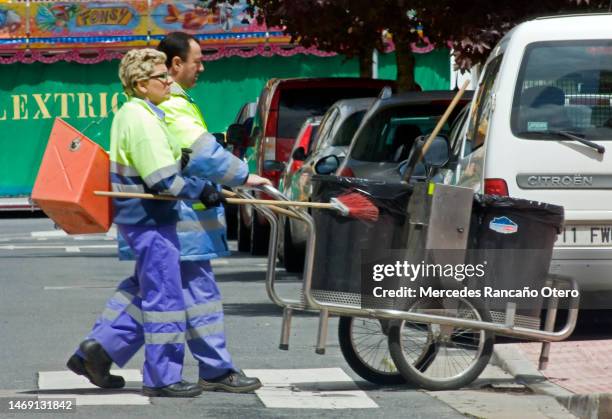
70, 339, 125, 389
142, 381, 203, 398
199, 371, 262, 393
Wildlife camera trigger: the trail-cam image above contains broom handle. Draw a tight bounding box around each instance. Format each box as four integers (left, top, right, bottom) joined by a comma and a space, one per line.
405, 79, 471, 180
220, 189, 301, 219
94, 191, 335, 210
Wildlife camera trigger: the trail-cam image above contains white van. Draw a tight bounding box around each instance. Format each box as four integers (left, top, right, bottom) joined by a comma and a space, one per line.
448, 14, 612, 304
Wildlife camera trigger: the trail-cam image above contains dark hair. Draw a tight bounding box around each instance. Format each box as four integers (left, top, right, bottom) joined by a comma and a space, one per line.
157, 32, 199, 68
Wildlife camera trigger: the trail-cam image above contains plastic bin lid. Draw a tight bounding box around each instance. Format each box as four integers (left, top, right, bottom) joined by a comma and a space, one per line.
474, 194, 564, 228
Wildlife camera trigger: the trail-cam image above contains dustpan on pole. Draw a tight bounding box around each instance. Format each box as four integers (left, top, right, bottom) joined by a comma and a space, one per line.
32, 118, 111, 234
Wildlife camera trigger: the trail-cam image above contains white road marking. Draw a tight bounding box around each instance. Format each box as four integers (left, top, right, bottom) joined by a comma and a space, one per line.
31, 230, 67, 238
38, 370, 149, 406
0, 245, 115, 250
243, 368, 378, 409
65, 247, 81, 253
44, 285, 114, 290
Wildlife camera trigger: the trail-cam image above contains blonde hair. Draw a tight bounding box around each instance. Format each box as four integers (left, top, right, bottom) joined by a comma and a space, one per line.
118, 48, 167, 96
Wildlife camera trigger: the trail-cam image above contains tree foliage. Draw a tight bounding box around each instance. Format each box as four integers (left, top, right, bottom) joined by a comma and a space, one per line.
212, 0, 611, 90
422, 0, 612, 71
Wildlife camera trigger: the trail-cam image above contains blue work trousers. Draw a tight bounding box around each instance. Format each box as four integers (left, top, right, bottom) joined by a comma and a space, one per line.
77, 247, 234, 384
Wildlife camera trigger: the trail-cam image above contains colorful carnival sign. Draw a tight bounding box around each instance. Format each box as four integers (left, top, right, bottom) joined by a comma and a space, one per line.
149, 0, 288, 47
0, 2, 28, 50
0, 1, 437, 62
29, 1, 148, 49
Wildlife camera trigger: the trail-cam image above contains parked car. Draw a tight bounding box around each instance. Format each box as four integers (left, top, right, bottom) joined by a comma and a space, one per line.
330, 91, 473, 181
225, 101, 257, 240
227, 77, 395, 255
445, 14, 612, 304
278, 97, 375, 272
280, 116, 322, 189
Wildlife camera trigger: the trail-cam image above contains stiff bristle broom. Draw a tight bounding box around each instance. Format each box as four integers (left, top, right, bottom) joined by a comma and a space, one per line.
94, 190, 380, 222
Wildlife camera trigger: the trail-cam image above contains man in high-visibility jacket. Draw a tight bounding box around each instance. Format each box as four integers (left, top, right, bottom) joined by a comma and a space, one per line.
67, 33, 267, 393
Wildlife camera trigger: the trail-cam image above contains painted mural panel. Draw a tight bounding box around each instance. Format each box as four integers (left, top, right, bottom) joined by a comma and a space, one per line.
29, 1, 148, 49
0, 2, 27, 50
149, 0, 289, 47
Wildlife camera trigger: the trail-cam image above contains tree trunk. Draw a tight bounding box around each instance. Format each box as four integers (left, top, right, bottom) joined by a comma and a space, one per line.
394, 39, 418, 92
358, 50, 373, 78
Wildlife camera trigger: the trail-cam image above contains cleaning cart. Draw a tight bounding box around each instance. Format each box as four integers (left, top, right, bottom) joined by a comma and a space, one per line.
234, 179, 580, 391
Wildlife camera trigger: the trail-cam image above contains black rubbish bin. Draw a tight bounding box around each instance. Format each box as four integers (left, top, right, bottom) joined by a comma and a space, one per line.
309, 175, 413, 294
466, 194, 564, 325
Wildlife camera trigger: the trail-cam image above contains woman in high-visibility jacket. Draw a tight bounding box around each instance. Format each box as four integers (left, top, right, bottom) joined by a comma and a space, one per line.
67, 48, 224, 398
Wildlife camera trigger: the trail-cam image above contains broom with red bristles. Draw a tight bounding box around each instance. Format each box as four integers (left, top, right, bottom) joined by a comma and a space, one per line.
94, 190, 380, 222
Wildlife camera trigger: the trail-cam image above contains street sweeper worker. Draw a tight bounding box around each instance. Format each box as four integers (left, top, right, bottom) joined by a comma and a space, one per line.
67, 34, 267, 394
67, 48, 232, 398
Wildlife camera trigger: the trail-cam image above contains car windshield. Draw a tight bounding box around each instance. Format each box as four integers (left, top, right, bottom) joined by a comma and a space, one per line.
332, 110, 367, 146
278, 87, 383, 138
512, 40, 612, 141
350, 104, 452, 162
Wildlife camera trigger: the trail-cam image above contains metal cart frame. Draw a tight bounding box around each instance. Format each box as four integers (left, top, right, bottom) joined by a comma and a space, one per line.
236, 185, 579, 367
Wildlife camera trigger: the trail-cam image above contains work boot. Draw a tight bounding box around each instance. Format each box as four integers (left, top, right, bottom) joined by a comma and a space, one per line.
67, 339, 125, 389
199, 371, 262, 393
142, 381, 203, 398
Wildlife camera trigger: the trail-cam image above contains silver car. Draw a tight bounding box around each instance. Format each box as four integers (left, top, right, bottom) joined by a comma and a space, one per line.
278, 97, 375, 272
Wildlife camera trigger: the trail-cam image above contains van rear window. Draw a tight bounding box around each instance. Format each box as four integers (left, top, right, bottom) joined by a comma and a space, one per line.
278, 87, 382, 139
511, 40, 612, 141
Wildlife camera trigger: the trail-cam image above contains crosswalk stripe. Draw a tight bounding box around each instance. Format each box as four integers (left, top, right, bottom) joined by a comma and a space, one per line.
37, 370, 149, 406
31, 230, 67, 238
243, 368, 378, 409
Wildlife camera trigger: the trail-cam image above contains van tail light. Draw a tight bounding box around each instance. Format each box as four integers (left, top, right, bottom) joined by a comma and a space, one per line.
338, 167, 355, 177
290, 161, 304, 172
263, 136, 276, 161
484, 178, 509, 196
261, 170, 281, 188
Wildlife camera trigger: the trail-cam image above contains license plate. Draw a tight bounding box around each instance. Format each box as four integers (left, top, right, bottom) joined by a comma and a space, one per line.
557, 225, 612, 246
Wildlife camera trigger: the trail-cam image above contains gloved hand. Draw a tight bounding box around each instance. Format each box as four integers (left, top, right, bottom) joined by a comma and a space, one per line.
180, 148, 193, 170
200, 183, 226, 208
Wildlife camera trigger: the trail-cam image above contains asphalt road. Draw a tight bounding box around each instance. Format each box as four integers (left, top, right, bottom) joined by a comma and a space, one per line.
0, 217, 469, 419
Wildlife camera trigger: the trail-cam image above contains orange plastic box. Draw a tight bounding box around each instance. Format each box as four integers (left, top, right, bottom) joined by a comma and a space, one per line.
32, 118, 111, 234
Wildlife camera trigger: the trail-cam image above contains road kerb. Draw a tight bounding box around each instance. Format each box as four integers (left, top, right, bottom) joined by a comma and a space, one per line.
492, 345, 612, 419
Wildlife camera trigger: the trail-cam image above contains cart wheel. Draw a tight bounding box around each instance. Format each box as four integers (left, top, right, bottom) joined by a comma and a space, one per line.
387, 297, 494, 391
338, 317, 406, 385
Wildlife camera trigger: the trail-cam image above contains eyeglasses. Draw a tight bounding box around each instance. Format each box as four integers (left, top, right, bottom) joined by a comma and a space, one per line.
148, 72, 171, 82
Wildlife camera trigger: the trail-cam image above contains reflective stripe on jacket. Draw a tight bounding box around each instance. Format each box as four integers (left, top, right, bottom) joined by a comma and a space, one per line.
109, 97, 206, 226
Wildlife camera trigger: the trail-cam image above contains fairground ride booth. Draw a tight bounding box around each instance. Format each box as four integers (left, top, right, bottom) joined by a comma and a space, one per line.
0, 0, 451, 206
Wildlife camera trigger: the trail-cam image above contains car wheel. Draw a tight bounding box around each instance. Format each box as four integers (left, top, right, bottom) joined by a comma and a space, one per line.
283, 219, 305, 273
237, 206, 251, 252
225, 203, 237, 241
250, 210, 270, 256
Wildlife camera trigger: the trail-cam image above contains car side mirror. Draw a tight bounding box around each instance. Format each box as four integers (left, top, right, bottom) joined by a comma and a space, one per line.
247, 126, 260, 147
212, 132, 226, 148
226, 124, 247, 146
314, 155, 340, 175
263, 160, 286, 172
292, 147, 307, 161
